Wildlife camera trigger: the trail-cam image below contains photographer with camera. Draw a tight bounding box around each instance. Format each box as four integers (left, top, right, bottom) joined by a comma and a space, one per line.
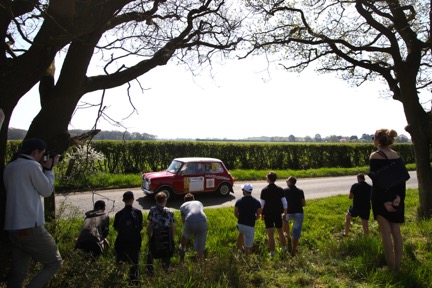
3, 138, 62, 288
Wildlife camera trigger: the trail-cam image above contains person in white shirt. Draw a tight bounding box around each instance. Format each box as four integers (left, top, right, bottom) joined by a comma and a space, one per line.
3, 138, 62, 288
179, 193, 208, 261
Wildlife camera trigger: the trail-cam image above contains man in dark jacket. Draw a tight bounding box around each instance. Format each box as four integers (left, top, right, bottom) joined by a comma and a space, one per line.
114, 191, 143, 285
75, 200, 110, 258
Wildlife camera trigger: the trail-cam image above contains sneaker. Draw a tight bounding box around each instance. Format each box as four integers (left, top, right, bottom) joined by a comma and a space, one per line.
282, 246, 288, 253
269, 251, 275, 258
341, 232, 347, 237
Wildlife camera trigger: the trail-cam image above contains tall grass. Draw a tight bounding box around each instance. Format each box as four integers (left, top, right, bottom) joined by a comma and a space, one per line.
3, 188, 430, 287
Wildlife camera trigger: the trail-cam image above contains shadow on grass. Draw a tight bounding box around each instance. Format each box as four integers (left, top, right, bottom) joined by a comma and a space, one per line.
136, 192, 236, 210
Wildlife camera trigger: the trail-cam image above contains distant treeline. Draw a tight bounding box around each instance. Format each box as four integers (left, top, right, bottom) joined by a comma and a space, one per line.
7, 128, 156, 141
7, 128, 410, 143
197, 134, 411, 143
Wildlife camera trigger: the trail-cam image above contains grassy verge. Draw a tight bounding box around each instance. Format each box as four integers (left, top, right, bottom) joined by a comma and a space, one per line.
56, 164, 416, 192
17, 188, 429, 288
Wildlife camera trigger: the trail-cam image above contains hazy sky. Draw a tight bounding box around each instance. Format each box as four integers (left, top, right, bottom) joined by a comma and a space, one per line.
10, 55, 421, 140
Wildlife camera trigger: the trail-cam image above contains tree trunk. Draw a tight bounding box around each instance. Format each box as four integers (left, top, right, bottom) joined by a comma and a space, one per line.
407, 113, 432, 218
400, 74, 432, 219
413, 133, 432, 218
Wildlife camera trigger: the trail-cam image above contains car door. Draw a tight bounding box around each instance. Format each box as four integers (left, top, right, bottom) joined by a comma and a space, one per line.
204, 162, 224, 192
182, 162, 205, 193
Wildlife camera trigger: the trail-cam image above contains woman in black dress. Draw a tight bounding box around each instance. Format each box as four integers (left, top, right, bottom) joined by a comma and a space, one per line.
369, 128, 406, 271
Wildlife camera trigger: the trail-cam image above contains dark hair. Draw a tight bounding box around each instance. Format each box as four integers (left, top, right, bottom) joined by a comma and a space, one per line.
94, 200, 106, 210
374, 128, 397, 147
155, 191, 168, 204
357, 173, 365, 181
266, 171, 277, 183
18, 138, 47, 155
122, 191, 134, 202
287, 176, 297, 185
184, 193, 194, 202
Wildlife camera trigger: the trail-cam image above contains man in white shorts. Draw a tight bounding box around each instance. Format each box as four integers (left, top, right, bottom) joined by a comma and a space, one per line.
234, 184, 262, 254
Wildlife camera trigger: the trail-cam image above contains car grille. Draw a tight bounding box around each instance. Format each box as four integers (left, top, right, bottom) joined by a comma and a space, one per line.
143, 179, 150, 190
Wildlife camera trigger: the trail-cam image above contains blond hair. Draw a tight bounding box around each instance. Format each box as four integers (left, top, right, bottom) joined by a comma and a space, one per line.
374, 128, 397, 146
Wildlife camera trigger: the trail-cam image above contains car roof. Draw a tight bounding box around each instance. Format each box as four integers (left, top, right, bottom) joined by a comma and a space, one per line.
173, 157, 223, 163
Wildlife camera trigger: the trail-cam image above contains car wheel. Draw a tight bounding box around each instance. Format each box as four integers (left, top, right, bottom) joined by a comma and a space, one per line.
218, 183, 230, 196
156, 187, 173, 199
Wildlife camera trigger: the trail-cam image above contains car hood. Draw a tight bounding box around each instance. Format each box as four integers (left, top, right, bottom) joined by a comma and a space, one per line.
144, 171, 175, 179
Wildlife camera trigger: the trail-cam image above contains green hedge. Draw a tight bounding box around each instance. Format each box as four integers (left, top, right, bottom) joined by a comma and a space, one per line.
5, 140, 415, 174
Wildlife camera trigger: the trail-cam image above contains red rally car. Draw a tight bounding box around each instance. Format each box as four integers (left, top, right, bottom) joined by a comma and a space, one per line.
141, 157, 235, 199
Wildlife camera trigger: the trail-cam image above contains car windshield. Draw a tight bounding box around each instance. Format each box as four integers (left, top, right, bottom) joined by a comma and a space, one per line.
166, 160, 183, 173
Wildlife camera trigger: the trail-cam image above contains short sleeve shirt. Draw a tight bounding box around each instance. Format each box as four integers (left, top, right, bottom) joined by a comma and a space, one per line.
350, 181, 372, 211
284, 186, 305, 214
180, 200, 207, 223
148, 205, 175, 229
260, 183, 285, 215
235, 196, 261, 227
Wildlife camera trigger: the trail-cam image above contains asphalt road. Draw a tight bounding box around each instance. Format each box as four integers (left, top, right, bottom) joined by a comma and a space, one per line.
56, 171, 418, 217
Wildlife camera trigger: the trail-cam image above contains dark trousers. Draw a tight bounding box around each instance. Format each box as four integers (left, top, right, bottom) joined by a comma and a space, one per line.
75, 241, 102, 259
146, 251, 171, 274
115, 247, 140, 284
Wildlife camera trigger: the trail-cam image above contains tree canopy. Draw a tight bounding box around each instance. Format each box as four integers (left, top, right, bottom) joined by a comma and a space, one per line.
0, 0, 247, 233
243, 1, 431, 97
242, 0, 432, 217
0, 0, 244, 156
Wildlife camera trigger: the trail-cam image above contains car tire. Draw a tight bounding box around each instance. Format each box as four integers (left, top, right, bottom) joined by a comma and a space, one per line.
218, 183, 231, 196
156, 187, 173, 199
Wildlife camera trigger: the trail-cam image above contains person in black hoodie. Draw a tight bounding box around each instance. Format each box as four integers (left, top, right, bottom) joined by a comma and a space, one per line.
75, 200, 110, 258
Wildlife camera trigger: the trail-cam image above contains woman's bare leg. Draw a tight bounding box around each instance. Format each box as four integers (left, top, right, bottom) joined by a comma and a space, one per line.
390, 222, 403, 271
376, 215, 395, 269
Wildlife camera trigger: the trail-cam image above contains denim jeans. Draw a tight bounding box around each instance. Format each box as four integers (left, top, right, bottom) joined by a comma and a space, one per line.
8, 226, 62, 288
286, 213, 304, 239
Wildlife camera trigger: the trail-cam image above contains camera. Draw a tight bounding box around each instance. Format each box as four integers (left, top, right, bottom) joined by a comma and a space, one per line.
43, 150, 59, 162
41, 151, 63, 170
42, 150, 63, 162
